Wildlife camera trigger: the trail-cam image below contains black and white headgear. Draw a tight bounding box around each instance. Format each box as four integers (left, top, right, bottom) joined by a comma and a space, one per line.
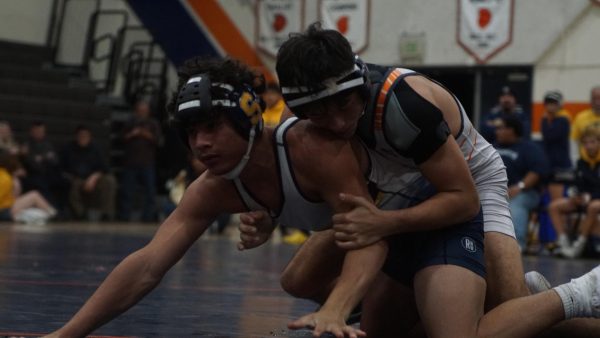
172, 74, 263, 179
280, 55, 369, 118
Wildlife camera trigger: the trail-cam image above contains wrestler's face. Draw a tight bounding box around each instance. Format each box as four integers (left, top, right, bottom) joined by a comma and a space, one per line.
295, 89, 365, 139
187, 116, 247, 175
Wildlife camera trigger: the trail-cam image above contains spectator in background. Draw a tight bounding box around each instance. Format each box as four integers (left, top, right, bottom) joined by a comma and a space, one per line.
260, 82, 307, 245
61, 126, 117, 222
261, 82, 286, 127
570, 86, 600, 162
119, 100, 161, 222
494, 115, 550, 250
0, 120, 25, 180
0, 121, 20, 156
540, 90, 572, 200
549, 125, 600, 259
20, 121, 67, 212
0, 151, 56, 224
480, 86, 529, 143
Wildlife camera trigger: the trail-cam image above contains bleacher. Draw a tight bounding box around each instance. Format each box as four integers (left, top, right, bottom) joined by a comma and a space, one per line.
0, 40, 110, 151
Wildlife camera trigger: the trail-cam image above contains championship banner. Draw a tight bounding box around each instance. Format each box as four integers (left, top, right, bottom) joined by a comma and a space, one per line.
318, 0, 370, 53
255, 0, 304, 57
457, 0, 514, 64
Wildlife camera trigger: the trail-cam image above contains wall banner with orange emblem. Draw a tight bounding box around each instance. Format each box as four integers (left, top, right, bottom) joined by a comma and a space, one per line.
318, 0, 370, 54
457, 0, 514, 64
255, 0, 305, 57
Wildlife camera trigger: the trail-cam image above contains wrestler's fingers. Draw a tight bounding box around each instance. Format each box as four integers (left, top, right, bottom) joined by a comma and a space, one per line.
339, 193, 372, 208
333, 230, 354, 242
343, 326, 366, 338
332, 213, 348, 224
239, 213, 257, 225
335, 240, 360, 250
239, 233, 259, 243
238, 223, 257, 234
288, 316, 315, 330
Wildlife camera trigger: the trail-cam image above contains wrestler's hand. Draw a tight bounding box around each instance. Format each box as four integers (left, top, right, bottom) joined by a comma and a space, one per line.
288, 310, 366, 338
237, 210, 275, 251
333, 193, 390, 250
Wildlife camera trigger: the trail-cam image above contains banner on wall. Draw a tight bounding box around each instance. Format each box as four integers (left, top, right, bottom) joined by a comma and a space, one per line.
318, 0, 370, 53
255, 0, 304, 57
457, 0, 514, 64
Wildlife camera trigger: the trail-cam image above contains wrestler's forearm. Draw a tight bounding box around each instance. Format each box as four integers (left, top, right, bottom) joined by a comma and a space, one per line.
320, 241, 388, 318
385, 190, 479, 234
53, 249, 163, 337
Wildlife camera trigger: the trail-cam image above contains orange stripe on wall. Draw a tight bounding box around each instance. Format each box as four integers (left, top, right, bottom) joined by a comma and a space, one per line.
187, 0, 275, 82
531, 102, 591, 133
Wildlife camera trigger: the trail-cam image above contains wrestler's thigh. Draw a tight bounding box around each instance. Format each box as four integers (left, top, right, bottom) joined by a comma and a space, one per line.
414, 265, 486, 338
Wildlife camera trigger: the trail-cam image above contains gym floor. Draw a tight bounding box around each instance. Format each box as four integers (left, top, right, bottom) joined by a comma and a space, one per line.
0, 222, 598, 337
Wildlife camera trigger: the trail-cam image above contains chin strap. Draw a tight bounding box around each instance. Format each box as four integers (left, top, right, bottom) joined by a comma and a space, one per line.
221, 127, 257, 180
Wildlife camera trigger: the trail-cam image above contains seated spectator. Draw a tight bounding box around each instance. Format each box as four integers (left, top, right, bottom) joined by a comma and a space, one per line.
0, 151, 56, 224
480, 86, 530, 143
0, 120, 26, 179
549, 125, 600, 258
119, 100, 161, 222
261, 82, 286, 128
60, 126, 117, 221
20, 121, 67, 212
570, 86, 600, 163
541, 91, 572, 201
0, 121, 20, 156
494, 116, 550, 250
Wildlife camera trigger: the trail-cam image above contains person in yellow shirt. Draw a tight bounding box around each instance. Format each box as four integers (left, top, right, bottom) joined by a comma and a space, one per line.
570, 86, 600, 159
0, 151, 56, 223
261, 82, 286, 127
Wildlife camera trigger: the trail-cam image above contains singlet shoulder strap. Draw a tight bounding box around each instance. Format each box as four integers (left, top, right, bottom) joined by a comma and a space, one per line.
276, 117, 298, 143
232, 178, 264, 211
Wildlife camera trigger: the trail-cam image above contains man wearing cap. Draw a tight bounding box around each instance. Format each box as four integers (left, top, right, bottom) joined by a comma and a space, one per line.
480, 86, 529, 143
541, 90, 572, 201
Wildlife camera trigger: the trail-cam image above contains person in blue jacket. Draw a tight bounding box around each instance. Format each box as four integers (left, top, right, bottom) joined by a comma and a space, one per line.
494, 115, 550, 249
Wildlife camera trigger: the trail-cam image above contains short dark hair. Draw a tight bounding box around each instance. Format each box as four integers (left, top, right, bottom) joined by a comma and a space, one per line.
500, 115, 523, 137
276, 22, 355, 92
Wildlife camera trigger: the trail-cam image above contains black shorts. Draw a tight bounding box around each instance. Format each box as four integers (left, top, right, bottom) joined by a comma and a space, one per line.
382, 209, 485, 286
